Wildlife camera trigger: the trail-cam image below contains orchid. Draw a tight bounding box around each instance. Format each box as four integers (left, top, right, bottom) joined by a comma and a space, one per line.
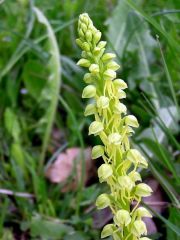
77, 13, 153, 240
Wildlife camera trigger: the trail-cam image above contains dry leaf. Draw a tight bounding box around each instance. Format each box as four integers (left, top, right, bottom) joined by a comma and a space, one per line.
45, 147, 95, 191
143, 217, 157, 235
143, 178, 167, 213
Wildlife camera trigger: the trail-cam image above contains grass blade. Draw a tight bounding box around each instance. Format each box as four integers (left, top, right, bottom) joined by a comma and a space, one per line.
126, 0, 180, 57
0, 18, 76, 80
143, 202, 180, 237
59, 96, 85, 215
156, 36, 179, 115
33, 7, 61, 171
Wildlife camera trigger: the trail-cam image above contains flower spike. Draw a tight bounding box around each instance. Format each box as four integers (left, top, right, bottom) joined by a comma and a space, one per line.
77, 13, 152, 240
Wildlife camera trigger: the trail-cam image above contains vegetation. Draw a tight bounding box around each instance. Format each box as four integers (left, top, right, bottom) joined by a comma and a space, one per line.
0, 0, 179, 239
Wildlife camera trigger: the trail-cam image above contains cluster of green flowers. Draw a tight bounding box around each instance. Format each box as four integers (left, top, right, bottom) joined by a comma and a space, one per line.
76, 13, 153, 240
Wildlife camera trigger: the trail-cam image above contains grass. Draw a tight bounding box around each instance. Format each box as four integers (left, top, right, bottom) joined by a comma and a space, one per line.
0, 0, 179, 239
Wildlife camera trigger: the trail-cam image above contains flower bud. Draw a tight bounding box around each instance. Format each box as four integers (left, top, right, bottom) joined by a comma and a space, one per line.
125, 115, 139, 128
114, 102, 127, 114
93, 47, 101, 55
82, 42, 90, 51
78, 29, 84, 38
108, 133, 121, 145
92, 145, 104, 159
77, 58, 91, 67
98, 163, 113, 183
81, 23, 87, 32
113, 79, 127, 89
83, 73, 93, 83
102, 53, 116, 62
76, 38, 83, 48
118, 176, 134, 190
97, 96, 109, 109
101, 224, 116, 238
94, 31, 101, 44
81, 51, 88, 58
131, 220, 147, 237
86, 30, 92, 41
97, 41, 107, 49
96, 193, 110, 209
128, 171, 142, 182
89, 64, 99, 74
114, 210, 131, 227
84, 103, 96, 116
81, 13, 89, 25
79, 13, 88, 22
103, 69, 116, 80
117, 89, 126, 99
82, 85, 96, 98
135, 207, 152, 218
106, 61, 120, 71
135, 183, 153, 197
89, 121, 104, 135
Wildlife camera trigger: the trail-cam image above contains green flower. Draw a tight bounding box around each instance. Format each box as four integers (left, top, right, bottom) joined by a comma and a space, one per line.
77, 13, 152, 240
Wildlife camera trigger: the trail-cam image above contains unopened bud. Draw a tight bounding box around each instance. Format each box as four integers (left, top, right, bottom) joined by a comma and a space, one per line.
82, 85, 96, 98
81, 13, 89, 25
79, 13, 87, 22
106, 61, 120, 71
93, 47, 101, 55
81, 23, 87, 32
102, 53, 116, 62
89, 64, 99, 74
98, 163, 113, 183
76, 38, 83, 48
114, 210, 131, 227
125, 115, 139, 128
81, 51, 88, 58
118, 176, 134, 190
96, 193, 110, 209
86, 30, 92, 42
131, 220, 147, 237
84, 73, 93, 83
135, 183, 153, 197
77, 58, 91, 67
79, 29, 84, 38
92, 145, 104, 159
82, 42, 90, 51
84, 103, 96, 116
97, 96, 109, 109
94, 31, 101, 44
97, 41, 107, 49
113, 79, 127, 89
103, 69, 116, 80
89, 121, 104, 135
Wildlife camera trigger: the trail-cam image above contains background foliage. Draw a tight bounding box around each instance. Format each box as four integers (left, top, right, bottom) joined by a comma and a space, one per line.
0, 0, 179, 239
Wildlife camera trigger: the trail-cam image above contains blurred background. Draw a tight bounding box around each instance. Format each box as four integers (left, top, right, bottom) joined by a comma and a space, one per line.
0, 0, 179, 239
